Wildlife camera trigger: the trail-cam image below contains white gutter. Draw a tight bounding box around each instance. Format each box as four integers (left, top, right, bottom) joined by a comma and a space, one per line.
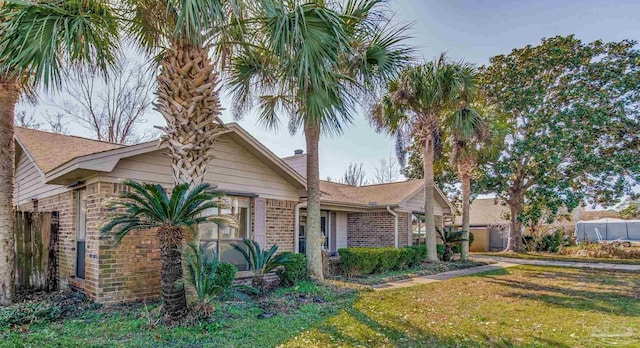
387, 205, 399, 248
294, 202, 307, 253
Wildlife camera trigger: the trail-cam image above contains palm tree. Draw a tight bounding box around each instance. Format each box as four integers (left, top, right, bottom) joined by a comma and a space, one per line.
0, 0, 120, 305
1, 0, 242, 188
370, 54, 476, 262
446, 105, 488, 261
227, 0, 411, 280
101, 180, 227, 321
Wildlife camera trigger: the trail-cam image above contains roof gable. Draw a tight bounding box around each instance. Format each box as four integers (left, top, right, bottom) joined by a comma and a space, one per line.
14, 127, 123, 173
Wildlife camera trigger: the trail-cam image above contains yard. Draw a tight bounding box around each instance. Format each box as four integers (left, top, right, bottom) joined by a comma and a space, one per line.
3, 265, 638, 347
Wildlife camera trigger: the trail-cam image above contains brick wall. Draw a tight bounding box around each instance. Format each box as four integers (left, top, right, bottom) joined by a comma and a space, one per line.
347, 211, 410, 248
95, 182, 161, 304
265, 199, 296, 252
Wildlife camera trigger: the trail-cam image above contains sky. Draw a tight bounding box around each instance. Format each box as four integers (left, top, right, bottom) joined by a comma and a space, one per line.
20, 0, 640, 182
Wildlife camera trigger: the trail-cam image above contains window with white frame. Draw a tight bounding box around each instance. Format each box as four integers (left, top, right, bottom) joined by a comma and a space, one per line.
198, 196, 251, 271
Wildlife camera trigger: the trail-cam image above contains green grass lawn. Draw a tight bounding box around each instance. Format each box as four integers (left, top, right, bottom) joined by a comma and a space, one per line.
476, 251, 640, 265
331, 260, 488, 285
3, 266, 639, 347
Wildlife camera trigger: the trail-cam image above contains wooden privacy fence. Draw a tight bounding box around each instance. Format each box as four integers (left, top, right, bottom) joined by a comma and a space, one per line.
15, 211, 59, 292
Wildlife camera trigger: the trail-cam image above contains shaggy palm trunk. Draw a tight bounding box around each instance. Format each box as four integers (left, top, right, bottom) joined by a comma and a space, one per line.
155, 44, 225, 186
158, 226, 187, 322
459, 166, 471, 261
423, 135, 438, 262
0, 78, 17, 306
304, 121, 323, 280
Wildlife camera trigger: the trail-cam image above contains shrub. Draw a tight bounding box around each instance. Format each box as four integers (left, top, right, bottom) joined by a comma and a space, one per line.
376, 247, 400, 272
276, 252, 308, 287
0, 292, 96, 328
436, 244, 445, 259
214, 262, 238, 290
396, 247, 412, 269
233, 239, 290, 289
560, 242, 640, 259
412, 245, 427, 265
402, 246, 417, 268
338, 248, 379, 277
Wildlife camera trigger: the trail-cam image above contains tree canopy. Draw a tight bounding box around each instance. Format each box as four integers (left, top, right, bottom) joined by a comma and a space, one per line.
478, 35, 640, 249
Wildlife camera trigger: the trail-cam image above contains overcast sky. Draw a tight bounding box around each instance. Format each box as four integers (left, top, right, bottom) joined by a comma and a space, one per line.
21, 0, 640, 182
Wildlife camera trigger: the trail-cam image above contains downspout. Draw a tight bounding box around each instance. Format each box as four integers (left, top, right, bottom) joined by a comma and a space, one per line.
294, 202, 307, 253
387, 205, 398, 248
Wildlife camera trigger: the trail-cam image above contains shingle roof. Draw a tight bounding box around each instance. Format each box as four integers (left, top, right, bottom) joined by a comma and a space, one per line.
14, 127, 124, 173
319, 180, 424, 206
454, 198, 510, 226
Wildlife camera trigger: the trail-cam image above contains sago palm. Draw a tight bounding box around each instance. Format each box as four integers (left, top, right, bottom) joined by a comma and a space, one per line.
0, 0, 243, 188
228, 0, 411, 280
0, 0, 119, 305
101, 180, 227, 321
370, 54, 476, 262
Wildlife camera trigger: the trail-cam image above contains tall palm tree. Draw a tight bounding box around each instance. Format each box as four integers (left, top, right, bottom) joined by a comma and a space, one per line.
370, 54, 476, 262
0, 0, 242, 188
227, 0, 411, 280
101, 180, 226, 321
0, 0, 120, 305
446, 105, 488, 261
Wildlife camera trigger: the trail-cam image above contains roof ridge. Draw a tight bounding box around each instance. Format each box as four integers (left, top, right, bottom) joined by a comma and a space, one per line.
15, 126, 126, 147
357, 179, 420, 188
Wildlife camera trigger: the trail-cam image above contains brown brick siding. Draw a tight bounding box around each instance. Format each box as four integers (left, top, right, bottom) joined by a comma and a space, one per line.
19, 185, 297, 304
346, 211, 410, 248
265, 199, 296, 252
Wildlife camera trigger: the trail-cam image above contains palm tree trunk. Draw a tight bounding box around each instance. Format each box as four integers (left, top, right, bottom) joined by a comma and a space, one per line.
423, 136, 438, 262
155, 44, 226, 186
0, 78, 17, 306
304, 121, 323, 280
460, 168, 471, 261
158, 226, 187, 322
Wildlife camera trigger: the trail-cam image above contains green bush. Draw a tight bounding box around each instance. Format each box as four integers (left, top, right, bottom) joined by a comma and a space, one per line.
276, 252, 308, 287
376, 247, 400, 272
413, 245, 427, 265
396, 247, 411, 269
214, 262, 238, 290
338, 248, 380, 277
437, 244, 445, 258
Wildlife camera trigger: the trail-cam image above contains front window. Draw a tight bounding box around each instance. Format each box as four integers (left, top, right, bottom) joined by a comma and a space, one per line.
199, 196, 251, 271
75, 189, 87, 279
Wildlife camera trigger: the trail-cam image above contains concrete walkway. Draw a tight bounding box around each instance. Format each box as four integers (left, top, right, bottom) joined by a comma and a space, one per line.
472, 254, 640, 271
372, 255, 640, 291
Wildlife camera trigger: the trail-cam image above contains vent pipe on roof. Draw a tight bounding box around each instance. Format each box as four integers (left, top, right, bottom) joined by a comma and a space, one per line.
294, 149, 304, 155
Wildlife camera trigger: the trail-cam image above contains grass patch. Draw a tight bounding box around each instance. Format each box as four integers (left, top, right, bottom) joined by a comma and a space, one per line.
331, 261, 488, 285
283, 265, 640, 347
5, 267, 640, 347
477, 251, 640, 265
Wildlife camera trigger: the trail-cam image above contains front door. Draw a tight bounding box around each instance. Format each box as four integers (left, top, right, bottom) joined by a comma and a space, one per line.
298, 211, 329, 254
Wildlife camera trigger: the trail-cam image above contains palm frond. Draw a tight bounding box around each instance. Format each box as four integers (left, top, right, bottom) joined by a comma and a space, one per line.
0, 0, 120, 88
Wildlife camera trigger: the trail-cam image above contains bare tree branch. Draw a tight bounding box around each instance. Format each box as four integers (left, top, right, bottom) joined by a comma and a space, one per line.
52, 59, 157, 144
340, 162, 368, 186
372, 153, 401, 184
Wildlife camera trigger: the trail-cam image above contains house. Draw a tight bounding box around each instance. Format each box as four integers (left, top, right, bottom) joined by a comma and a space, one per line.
14, 124, 454, 303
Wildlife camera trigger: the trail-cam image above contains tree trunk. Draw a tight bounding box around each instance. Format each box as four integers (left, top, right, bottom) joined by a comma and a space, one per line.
423, 136, 438, 262
460, 167, 471, 261
155, 44, 226, 186
505, 196, 524, 252
158, 226, 187, 322
0, 78, 17, 306
304, 121, 323, 280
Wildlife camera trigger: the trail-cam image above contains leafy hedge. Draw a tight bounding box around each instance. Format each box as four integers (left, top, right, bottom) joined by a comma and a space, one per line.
276, 252, 308, 287
338, 245, 428, 277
